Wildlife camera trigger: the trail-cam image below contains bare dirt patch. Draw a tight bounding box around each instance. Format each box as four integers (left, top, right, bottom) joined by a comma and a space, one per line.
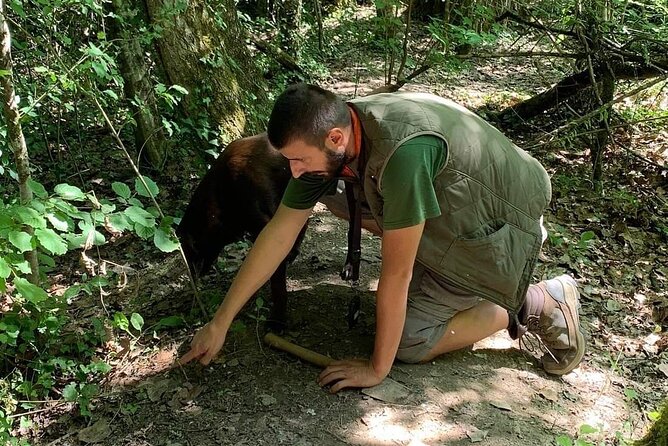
33, 202, 659, 446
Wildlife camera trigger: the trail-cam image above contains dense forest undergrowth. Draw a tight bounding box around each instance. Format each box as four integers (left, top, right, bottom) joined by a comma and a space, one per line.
1, 1, 667, 445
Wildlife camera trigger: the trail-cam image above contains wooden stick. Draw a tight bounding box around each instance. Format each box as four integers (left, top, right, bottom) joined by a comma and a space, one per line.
264, 333, 334, 368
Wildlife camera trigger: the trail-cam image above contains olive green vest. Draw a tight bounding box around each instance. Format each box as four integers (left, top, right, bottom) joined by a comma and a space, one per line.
349, 93, 552, 313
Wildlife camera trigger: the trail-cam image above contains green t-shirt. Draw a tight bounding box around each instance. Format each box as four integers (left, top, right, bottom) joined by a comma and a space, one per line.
281, 135, 446, 230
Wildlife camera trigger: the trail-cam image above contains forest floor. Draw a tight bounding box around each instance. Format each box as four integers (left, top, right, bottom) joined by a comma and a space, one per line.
26, 30, 668, 446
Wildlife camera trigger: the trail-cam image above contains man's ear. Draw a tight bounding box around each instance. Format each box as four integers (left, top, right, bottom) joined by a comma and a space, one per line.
327, 128, 345, 147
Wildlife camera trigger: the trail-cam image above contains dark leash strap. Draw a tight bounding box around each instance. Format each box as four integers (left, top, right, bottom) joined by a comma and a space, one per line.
340, 143, 368, 328
340, 183, 362, 283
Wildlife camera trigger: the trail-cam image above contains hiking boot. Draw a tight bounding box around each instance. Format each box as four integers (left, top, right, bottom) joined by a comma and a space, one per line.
522, 275, 586, 375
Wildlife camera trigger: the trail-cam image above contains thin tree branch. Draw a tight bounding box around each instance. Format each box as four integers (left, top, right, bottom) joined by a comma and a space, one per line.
526, 76, 668, 149
367, 63, 432, 95
249, 34, 304, 75
496, 10, 578, 38
615, 139, 667, 170
89, 93, 208, 319
456, 51, 589, 59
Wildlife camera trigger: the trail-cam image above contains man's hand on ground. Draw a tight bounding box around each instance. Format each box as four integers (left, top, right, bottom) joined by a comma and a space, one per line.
179, 320, 227, 366
318, 359, 384, 393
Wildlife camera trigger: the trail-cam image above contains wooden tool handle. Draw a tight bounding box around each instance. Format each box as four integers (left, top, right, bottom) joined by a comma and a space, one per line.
264, 332, 334, 368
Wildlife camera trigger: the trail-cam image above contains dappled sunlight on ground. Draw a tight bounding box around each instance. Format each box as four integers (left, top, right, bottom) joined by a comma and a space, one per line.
339, 405, 461, 445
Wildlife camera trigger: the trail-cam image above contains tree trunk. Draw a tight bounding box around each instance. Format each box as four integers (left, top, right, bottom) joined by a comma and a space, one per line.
591, 65, 615, 188
277, 0, 302, 58
145, 0, 268, 141
496, 62, 666, 122
110, 0, 169, 168
0, 0, 40, 284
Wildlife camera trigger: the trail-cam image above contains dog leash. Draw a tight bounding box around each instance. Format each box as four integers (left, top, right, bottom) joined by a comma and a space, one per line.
340, 140, 368, 328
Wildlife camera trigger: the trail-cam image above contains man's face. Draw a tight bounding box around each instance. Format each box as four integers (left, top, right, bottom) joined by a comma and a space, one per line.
279, 139, 347, 179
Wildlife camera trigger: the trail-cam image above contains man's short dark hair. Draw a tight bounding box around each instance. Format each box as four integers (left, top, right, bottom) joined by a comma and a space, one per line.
267, 84, 351, 149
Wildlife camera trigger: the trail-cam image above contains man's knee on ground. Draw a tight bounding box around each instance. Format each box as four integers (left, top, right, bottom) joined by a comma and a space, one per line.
396, 347, 428, 364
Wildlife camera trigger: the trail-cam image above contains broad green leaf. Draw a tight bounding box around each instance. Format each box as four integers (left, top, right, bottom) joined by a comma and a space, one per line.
130, 313, 144, 331
103, 89, 118, 100
90, 276, 109, 287
30, 200, 46, 213
580, 231, 596, 242
90, 61, 109, 78
14, 260, 31, 274
86, 43, 104, 57
128, 197, 144, 207
15, 206, 46, 228
62, 383, 78, 401
38, 253, 56, 268
605, 299, 621, 312
153, 228, 179, 252
28, 179, 48, 198
91, 210, 105, 224
134, 176, 159, 198
113, 312, 129, 331
111, 182, 131, 199
134, 223, 154, 239
106, 214, 132, 232
14, 277, 48, 304
8, 230, 33, 252
648, 411, 660, 421
156, 316, 184, 328
555, 435, 573, 446
51, 198, 85, 219
124, 206, 155, 227
624, 388, 638, 400
170, 84, 189, 95
101, 203, 115, 214
54, 184, 86, 201
46, 213, 69, 231
63, 285, 82, 300
64, 229, 105, 249
35, 228, 68, 255
0, 258, 10, 279
89, 361, 111, 374
0, 213, 13, 229
579, 424, 598, 434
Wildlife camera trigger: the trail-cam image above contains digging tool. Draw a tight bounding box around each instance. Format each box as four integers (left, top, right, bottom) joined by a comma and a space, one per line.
263, 332, 415, 403
263, 332, 333, 367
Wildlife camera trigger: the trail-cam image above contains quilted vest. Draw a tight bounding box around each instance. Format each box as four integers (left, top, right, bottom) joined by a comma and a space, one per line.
348, 93, 552, 313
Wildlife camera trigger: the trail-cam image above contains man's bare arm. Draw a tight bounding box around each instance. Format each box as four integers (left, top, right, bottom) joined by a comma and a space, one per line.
181, 204, 312, 365
318, 222, 424, 392
372, 222, 425, 375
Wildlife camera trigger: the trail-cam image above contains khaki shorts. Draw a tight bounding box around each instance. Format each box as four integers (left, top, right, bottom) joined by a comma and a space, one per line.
396, 262, 481, 363
321, 181, 547, 364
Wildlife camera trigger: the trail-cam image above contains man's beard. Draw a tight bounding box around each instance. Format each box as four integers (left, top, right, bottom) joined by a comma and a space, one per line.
320, 147, 348, 179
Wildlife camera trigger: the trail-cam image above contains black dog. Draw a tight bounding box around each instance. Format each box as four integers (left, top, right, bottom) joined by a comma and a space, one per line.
176, 133, 307, 329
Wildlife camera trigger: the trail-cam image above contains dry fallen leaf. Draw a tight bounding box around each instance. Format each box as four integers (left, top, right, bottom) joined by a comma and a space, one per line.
490, 400, 513, 411
467, 427, 489, 443
361, 378, 414, 404
539, 389, 559, 402
658, 363, 668, 378
78, 419, 111, 444
146, 378, 173, 402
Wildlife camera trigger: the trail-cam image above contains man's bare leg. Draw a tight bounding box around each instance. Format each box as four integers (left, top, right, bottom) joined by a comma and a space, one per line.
420, 301, 509, 362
